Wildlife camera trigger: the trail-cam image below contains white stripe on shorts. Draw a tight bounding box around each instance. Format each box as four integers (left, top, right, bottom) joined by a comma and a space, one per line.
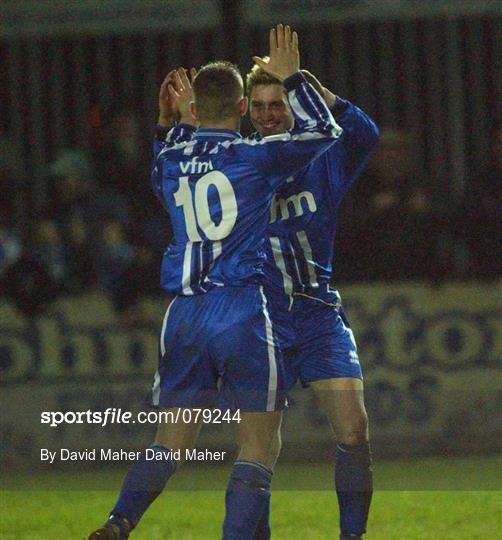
152, 297, 178, 406
269, 236, 293, 295
151, 370, 161, 407
296, 230, 319, 287
181, 242, 194, 295
160, 297, 177, 357
259, 286, 278, 411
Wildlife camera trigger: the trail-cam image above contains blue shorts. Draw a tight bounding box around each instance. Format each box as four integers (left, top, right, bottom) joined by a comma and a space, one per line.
151, 286, 286, 412
266, 285, 362, 391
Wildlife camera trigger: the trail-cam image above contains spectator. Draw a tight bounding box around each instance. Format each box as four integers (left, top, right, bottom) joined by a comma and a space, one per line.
0, 223, 62, 317
92, 107, 171, 253
91, 108, 171, 317
336, 127, 438, 282
0, 222, 22, 276
44, 148, 130, 293
32, 219, 68, 286
94, 218, 158, 322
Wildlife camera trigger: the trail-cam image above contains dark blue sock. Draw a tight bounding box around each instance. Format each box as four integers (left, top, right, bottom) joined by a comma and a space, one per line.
335, 442, 373, 537
108, 445, 177, 530
223, 461, 273, 540
253, 497, 271, 539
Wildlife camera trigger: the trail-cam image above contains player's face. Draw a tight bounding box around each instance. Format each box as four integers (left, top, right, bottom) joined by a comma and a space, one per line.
249, 84, 294, 137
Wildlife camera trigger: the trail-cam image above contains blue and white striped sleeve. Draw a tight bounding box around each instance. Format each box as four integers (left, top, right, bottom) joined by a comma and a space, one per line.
153, 122, 196, 159
331, 99, 379, 182
151, 123, 196, 202
284, 71, 341, 137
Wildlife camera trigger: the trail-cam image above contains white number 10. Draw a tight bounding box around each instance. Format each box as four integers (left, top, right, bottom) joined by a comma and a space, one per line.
174, 171, 238, 241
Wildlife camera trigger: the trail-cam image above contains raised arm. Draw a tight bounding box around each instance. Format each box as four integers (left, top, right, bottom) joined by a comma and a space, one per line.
244, 25, 342, 185
332, 98, 379, 181
154, 68, 198, 159
152, 68, 198, 200
300, 69, 379, 183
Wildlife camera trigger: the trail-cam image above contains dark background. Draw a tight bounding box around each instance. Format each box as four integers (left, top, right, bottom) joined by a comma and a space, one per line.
0, 0, 500, 463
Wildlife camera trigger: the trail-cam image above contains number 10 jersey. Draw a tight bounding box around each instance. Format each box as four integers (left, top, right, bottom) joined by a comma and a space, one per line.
151, 72, 343, 296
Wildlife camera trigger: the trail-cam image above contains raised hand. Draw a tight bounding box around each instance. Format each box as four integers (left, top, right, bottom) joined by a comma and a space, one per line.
168, 67, 198, 125
252, 24, 299, 82
158, 69, 179, 127
158, 67, 197, 127
300, 69, 337, 107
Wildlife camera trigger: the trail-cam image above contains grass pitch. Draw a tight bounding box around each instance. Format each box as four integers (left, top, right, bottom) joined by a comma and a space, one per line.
1, 457, 500, 539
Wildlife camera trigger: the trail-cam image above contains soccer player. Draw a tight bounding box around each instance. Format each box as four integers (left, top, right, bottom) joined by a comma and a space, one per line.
245, 62, 379, 539
88, 25, 343, 539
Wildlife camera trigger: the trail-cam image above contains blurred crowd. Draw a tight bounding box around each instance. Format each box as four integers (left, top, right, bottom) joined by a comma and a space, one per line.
1, 114, 500, 320
0, 109, 169, 321
336, 125, 501, 283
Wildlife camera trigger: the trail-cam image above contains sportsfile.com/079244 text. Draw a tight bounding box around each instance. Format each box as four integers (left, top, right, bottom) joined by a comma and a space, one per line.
40, 408, 242, 427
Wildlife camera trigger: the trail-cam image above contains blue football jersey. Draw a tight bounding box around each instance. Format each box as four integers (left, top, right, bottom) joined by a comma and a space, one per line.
260, 98, 379, 295
151, 72, 343, 295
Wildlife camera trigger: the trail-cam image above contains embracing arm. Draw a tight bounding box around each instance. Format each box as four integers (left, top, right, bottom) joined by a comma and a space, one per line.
301, 70, 379, 180
333, 99, 379, 181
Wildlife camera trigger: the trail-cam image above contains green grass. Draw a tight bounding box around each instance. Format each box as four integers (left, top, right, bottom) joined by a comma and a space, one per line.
1, 457, 501, 539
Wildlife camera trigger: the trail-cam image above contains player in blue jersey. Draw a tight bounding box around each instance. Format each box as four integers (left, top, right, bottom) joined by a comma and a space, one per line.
245, 64, 379, 540
88, 25, 344, 539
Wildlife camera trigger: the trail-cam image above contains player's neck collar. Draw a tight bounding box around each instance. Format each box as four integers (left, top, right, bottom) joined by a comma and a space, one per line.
195, 128, 242, 140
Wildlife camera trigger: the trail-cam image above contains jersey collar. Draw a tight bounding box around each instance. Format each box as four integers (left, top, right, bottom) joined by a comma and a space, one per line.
195, 128, 242, 140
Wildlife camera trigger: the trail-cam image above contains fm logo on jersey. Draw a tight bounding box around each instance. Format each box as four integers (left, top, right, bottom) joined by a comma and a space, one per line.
269, 191, 317, 223
180, 158, 214, 175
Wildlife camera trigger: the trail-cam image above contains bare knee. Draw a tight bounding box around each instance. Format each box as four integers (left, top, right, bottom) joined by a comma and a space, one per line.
153, 408, 202, 463
238, 433, 279, 469
236, 411, 282, 470
336, 410, 369, 446
311, 378, 370, 447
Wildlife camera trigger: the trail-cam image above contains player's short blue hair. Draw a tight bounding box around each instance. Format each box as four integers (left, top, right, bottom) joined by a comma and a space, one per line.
192, 61, 244, 121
